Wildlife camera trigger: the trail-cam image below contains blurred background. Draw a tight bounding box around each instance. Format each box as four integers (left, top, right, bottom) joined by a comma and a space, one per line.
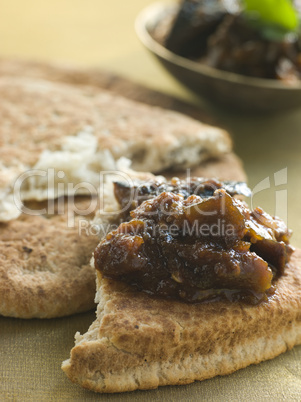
0, 0, 190, 100
0, 0, 300, 246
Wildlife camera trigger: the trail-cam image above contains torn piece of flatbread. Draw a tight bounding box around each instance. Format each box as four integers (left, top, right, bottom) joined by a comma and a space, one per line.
0, 196, 100, 318
62, 250, 301, 393
0, 76, 231, 222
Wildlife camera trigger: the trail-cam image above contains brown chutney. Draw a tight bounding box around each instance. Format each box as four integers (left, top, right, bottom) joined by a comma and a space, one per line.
95, 181, 293, 305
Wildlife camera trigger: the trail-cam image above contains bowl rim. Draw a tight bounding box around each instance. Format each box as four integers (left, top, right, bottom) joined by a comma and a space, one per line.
135, 1, 301, 91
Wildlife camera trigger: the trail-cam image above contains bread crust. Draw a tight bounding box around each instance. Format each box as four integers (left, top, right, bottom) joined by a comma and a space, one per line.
62, 249, 301, 393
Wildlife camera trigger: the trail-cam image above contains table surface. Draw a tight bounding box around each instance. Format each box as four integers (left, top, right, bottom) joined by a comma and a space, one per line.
1, 0, 301, 400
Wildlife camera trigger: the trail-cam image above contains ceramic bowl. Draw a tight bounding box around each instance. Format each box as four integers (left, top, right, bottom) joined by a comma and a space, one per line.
135, 2, 301, 112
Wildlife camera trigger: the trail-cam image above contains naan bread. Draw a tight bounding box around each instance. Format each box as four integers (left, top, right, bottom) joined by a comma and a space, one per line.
0, 75, 231, 221
62, 250, 301, 392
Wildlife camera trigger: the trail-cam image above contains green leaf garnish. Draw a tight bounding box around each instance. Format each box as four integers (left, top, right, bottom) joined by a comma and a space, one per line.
242, 0, 299, 33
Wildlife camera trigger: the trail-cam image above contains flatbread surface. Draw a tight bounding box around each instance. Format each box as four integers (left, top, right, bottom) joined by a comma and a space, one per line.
62, 249, 301, 392
0, 197, 100, 318
0, 74, 231, 221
